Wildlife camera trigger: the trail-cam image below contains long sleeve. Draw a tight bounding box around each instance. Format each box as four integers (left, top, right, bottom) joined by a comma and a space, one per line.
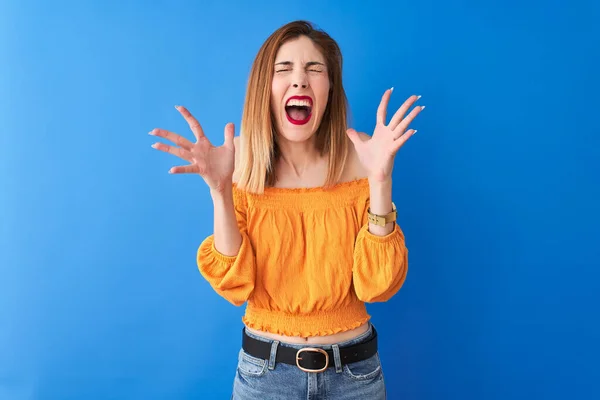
352, 201, 408, 303
196, 188, 256, 306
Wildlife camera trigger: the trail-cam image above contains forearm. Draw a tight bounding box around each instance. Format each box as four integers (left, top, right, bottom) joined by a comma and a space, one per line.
368, 178, 395, 236
210, 186, 243, 256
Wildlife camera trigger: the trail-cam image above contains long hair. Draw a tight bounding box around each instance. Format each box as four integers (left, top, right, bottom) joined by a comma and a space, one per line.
237, 20, 350, 193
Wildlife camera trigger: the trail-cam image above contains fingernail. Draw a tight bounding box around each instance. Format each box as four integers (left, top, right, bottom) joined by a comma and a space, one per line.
151, 143, 157, 148
417, 95, 422, 100
174, 105, 180, 110
421, 106, 426, 110
148, 130, 155, 135
413, 130, 418, 135
390, 87, 394, 92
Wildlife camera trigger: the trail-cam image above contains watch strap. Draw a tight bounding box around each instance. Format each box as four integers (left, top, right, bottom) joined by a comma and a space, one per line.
367, 202, 397, 226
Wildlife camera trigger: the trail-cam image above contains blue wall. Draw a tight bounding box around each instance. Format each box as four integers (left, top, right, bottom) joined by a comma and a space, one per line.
1, 0, 598, 399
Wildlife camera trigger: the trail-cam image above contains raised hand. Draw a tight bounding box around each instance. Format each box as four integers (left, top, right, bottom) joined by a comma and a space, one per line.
149, 105, 235, 193
346, 89, 424, 183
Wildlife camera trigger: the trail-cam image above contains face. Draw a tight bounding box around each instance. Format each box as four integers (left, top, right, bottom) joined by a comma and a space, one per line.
271, 35, 330, 143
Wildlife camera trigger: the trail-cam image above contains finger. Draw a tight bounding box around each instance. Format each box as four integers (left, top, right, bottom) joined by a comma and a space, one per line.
175, 105, 205, 141
169, 164, 199, 174
376, 88, 394, 125
391, 129, 417, 152
389, 95, 421, 131
393, 104, 425, 135
148, 128, 194, 150
151, 142, 193, 162
223, 122, 235, 150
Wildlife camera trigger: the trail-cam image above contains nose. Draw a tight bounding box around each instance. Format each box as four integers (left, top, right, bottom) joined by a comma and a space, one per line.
292, 70, 308, 89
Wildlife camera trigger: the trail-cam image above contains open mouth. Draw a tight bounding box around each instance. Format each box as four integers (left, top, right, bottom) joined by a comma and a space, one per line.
285, 96, 313, 125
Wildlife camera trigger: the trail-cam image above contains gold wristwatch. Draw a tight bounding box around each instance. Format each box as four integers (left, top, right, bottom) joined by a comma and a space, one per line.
367, 202, 397, 226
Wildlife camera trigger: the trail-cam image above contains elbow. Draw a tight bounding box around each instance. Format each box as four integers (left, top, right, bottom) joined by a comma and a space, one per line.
352, 224, 409, 303
196, 235, 257, 306
215, 280, 255, 307
355, 253, 408, 303
357, 274, 407, 303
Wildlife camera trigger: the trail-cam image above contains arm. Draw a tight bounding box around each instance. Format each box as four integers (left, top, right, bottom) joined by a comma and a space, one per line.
346, 89, 422, 302
150, 107, 256, 306
368, 178, 394, 236
196, 137, 256, 306
352, 179, 408, 303
349, 134, 408, 303
211, 186, 243, 256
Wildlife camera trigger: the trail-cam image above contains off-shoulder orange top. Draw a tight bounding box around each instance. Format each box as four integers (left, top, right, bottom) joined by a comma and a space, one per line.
196, 178, 408, 337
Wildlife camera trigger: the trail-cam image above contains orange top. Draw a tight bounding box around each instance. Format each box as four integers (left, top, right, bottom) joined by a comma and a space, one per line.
196, 178, 408, 337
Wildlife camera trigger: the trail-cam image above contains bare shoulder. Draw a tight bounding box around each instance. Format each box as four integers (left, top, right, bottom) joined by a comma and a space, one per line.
357, 131, 371, 143
345, 131, 371, 180
232, 136, 241, 184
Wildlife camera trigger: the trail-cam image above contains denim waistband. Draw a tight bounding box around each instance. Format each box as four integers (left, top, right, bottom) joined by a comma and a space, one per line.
243, 323, 374, 350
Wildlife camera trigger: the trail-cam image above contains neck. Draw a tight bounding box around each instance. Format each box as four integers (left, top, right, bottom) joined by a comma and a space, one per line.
276, 135, 322, 179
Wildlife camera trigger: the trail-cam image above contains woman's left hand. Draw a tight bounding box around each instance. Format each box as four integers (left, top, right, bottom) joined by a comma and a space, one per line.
347, 89, 424, 183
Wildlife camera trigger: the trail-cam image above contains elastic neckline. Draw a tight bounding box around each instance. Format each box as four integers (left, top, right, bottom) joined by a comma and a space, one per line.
234, 177, 369, 194
265, 177, 368, 193
232, 178, 370, 210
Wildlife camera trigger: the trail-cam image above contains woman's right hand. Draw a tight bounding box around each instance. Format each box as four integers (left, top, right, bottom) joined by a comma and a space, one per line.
150, 105, 235, 194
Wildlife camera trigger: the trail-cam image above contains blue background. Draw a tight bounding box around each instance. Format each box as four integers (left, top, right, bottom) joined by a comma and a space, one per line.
1, 0, 599, 399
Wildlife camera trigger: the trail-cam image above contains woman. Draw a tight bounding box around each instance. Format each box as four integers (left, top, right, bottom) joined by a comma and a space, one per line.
150, 20, 423, 400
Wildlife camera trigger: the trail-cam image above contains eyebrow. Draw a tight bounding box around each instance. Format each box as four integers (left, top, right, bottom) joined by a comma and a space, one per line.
274, 61, 326, 67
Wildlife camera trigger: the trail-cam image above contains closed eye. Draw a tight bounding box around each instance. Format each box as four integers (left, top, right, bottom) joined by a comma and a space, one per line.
275, 61, 325, 74
276, 69, 321, 73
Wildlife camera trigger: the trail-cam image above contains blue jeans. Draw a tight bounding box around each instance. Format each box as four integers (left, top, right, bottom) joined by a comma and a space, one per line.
232, 323, 386, 399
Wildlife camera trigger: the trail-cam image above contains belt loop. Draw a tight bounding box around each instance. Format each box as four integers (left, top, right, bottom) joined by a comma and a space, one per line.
268, 340, 279, 370
332, 344, 342, 373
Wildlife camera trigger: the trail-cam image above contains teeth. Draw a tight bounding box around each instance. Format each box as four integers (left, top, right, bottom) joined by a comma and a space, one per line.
286, 99, 312, 107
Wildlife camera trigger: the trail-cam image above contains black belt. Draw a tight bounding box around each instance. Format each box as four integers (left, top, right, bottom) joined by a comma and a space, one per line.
242, 326, 378, 373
